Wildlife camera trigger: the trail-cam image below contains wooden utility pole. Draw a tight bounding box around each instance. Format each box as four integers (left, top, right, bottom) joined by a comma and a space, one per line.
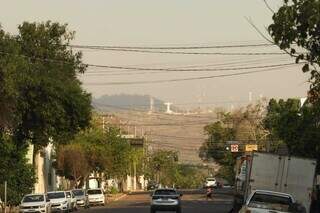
4, 181, 7, 213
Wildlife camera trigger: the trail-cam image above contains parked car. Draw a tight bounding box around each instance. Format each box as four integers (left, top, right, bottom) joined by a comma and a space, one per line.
47, 191, 70, 212
204, 177, 217, 188
66, 191, 77, 211
72, 189, 89, 208
239, 190, 305, 213
87, 189, 105, 206
150, 188, 182, 213
234, 152, 316, 212
19, 193, 51, 213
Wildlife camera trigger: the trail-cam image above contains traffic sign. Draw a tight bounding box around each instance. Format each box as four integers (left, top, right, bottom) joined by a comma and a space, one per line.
245, 144, 258, 152
231, 144, 239, 152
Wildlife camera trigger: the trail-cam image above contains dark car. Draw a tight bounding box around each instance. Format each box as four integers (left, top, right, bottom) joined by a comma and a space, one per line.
150, 188, 182, 213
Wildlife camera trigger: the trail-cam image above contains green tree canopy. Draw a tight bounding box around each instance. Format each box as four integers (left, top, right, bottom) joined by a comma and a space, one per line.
199, 103, 269, 183
0, 21, 91, 147
0, 133, 36, 207
0, 21, 92, 206
146, 150, 179, 187
264, 98, 320, 169
268, 0, 320, 101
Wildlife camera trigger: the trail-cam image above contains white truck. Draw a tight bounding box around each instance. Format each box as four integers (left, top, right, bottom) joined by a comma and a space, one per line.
234, 152, 317, 212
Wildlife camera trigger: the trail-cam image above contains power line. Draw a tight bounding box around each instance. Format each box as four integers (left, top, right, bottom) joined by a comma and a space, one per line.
70, 43, 275, 50
84, 57, 292, 75
84, 65, 296, 86
86, 62, 296, 72
0, 50, 294, 73
74, 47, 285, 56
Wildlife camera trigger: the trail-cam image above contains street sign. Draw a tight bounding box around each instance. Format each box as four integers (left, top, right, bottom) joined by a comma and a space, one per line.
231, 144, 239, 152
245, 144, 258, 152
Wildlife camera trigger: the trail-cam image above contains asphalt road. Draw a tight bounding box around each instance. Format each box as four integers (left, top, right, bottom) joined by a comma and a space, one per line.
78, 189, 233, 213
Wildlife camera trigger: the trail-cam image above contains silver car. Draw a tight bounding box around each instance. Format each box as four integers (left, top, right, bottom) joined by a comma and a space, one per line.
65, 191, 77, 211
150, 189, 182, 213
72, 189, 89, 208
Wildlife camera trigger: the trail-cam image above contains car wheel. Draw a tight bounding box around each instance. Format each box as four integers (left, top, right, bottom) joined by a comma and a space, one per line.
176, 207, 181, 213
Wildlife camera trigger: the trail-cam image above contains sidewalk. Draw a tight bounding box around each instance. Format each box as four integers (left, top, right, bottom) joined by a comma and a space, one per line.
107, 193, 127, 203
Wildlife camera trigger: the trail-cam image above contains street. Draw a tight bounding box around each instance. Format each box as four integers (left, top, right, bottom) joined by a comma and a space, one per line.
78, 189, 233, 213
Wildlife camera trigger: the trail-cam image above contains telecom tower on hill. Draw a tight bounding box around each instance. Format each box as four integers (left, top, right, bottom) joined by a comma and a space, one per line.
164, 102, 173, 114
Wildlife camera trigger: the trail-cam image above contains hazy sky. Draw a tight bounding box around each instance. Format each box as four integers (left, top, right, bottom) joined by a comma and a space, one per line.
1, 0, 309, 107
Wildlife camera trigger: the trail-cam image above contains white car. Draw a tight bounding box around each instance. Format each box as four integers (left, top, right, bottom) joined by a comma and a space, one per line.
87, 189, 105, 206
239, 190, 297, 213
19, 193, 51, 213
47, 191, 70, 212
66, 191, 77, 211
204, 177, 217, 188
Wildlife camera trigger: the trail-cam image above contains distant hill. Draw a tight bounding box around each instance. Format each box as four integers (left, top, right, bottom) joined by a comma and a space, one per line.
93, 94, 172, 112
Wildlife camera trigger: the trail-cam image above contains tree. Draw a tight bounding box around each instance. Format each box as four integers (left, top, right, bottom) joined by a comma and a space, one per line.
268, 0, 320, 101
0, 21, 91, 207
0, 21, 91, 148
173, 165, 206, 189
54, 125, 137, 189
268, 2, 320, 170
55, 143, 90, 188
105, 128, 132, 179
199, 103, 269, 183
264, 98, 320, 170
146, 150, 179, 187
0, 133, 36, 210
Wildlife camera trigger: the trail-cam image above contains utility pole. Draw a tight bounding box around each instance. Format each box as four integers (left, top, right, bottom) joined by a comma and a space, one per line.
133, 161, 137, 191
102, 116, 105, 131
4, 181, 7, 213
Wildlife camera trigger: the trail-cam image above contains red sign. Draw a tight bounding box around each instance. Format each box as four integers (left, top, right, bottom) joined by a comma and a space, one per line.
231, 144, 239, 152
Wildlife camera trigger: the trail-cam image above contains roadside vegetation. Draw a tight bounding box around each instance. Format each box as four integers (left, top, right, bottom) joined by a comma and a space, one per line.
0, 21, 91, 209
199, 0, 320, 183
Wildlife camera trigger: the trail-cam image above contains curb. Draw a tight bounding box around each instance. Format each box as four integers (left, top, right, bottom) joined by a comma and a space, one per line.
112, 193, 128, 202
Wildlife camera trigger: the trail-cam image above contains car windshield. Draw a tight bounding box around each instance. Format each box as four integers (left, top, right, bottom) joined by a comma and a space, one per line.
87, 190, 102, 195
72, 190, 84, 196
248, 193, 292, 211
154, 190, 177, 195
47, 192, 65, 199
23, 195, 44, 203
